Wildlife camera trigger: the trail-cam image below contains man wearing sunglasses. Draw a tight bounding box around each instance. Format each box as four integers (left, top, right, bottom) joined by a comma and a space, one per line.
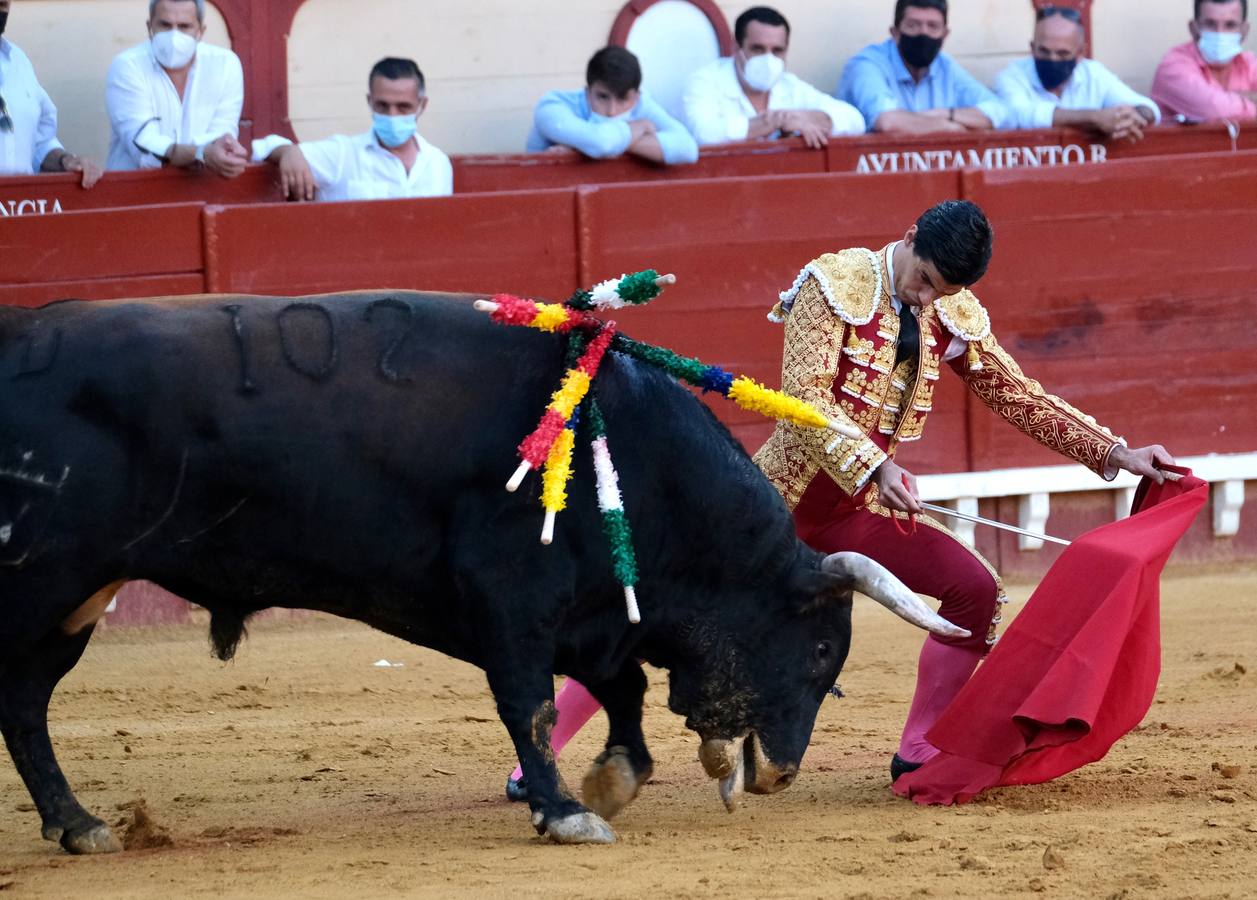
995, 6, 1158, 141
0, 0, 102, 187
1152, 0, 1256, 122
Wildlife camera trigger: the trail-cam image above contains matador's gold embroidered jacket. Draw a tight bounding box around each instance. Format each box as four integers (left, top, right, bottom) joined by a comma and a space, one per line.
752, 245, 1124, 511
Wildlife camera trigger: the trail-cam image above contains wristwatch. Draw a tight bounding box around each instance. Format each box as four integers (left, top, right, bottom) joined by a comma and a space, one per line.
194, 143, 207, 164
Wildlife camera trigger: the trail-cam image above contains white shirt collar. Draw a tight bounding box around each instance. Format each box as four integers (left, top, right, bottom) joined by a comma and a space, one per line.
886, 241, 906, 314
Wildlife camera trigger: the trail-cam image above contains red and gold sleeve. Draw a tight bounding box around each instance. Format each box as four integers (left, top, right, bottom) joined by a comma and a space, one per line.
776, 276, 886, 498
955, 332, 1124, 479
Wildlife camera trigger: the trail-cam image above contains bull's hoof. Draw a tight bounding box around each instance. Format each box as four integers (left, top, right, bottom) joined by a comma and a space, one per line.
61, 823, 123, 855
543, 811, 615, 845
581, 746, 649, 820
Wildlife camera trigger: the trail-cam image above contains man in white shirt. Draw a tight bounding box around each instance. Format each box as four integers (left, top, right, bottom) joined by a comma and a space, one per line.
0, 0, 101, 186
105, 0, 248, 175
682, 6, 865, 147
263, 57, 452, 202
995, 5, 1159, 140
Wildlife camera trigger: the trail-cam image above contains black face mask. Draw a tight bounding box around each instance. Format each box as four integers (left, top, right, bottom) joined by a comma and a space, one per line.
1034, 57, 1077, 91
898, 33, 943, 69
0, 12, 8, 36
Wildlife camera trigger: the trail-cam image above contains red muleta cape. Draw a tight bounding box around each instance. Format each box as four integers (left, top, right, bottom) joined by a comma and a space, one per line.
894, 467, 1208, 805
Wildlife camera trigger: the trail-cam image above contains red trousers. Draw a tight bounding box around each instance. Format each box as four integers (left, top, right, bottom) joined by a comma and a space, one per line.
794, 480, 1003, 652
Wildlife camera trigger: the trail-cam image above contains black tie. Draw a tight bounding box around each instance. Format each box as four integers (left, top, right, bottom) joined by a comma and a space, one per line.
895, 303, 920, 367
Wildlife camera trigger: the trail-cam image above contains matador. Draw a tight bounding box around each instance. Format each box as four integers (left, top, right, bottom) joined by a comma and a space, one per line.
503, 200, 1174, 799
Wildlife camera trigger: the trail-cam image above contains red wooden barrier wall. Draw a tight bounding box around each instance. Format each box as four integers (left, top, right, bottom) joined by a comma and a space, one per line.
201, 189, 578, 300
964, 152, 1257, 469
0, 166, 282, 215
0, 202, 206, 306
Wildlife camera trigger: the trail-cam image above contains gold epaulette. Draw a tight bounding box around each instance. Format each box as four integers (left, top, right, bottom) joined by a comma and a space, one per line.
770, 248, 883, 325
933, 291, 993, 372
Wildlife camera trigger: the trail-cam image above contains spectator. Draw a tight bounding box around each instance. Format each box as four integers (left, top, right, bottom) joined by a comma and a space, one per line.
105, 0, 247, 176
1151, 0, 1256, 121
263, 57, 452, 202
996, 6, 1159, 140
682, 6, 864, 148
0, 0, 101, 187
838, 0, 1010, 133
526, 46, 698, 165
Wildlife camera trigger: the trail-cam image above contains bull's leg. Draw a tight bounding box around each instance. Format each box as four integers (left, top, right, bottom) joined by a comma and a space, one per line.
0, 623, 121, 854
484, 662, 614, 845
580, 660, 653, 820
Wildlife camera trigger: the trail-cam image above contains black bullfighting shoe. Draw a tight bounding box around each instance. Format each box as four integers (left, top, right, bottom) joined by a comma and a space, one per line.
890, 753, 924, 783
505, 775, 529, 803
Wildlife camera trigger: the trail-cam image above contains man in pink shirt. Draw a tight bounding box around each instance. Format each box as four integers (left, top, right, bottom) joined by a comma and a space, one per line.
1152, 0, 1257, 121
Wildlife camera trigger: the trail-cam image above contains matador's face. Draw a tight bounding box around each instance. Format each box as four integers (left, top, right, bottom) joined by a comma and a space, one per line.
895, 227, 966, 307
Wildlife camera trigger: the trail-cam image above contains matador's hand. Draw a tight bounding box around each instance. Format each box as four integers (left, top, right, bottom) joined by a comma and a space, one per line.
874, 459, 921, 515
1108, 444, 1177, 484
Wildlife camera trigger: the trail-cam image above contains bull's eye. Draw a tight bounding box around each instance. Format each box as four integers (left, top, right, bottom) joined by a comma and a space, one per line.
814, 640, 833, 664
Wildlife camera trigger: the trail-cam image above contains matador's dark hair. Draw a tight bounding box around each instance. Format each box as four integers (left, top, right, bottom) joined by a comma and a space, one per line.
912, 200, 993, 287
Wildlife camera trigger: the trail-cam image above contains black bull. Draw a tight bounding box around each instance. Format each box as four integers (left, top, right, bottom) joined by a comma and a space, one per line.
0, 292, 962, 851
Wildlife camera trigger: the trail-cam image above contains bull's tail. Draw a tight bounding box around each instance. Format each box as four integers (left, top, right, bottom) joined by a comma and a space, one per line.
209, 608, 249, 661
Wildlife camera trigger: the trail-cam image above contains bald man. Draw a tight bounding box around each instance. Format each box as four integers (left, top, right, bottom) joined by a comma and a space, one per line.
995, 5, 1159, 140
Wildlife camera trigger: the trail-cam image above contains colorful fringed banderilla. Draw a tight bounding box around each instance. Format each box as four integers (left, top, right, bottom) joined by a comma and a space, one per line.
608, 335, 851, 435
504, 323, 617, 508
586, 397, 640, 623
474, 270, 858, 625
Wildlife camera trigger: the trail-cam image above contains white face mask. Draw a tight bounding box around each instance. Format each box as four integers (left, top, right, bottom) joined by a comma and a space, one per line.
1197, 30, 1244, 65
151, 29, 198, 70
740, 51, 785, 92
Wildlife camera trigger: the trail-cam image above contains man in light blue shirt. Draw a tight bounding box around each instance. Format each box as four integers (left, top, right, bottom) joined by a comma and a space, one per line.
996, 6, 1158, 139
526, 46, 698, 165
838, 0, 1010, 133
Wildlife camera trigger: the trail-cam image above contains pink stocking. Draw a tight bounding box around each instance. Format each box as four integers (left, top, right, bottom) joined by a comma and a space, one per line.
897, 637, 983, 764
510, 678, 603, 781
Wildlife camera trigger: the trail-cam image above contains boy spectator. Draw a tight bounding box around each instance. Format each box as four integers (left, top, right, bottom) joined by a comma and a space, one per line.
105, 0, 247, 175
838, 0, 1010, 133
683, 6, 864, 147
526, 46, 698, 165
996, 5, 1158, 139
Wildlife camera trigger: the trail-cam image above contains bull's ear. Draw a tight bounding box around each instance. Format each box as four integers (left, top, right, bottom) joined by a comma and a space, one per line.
790, 568, 855, 616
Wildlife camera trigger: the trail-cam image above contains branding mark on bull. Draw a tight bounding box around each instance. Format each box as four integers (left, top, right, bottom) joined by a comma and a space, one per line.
363, 298, 417, 384
278, 303, 338, 382
221, 305, 257, 394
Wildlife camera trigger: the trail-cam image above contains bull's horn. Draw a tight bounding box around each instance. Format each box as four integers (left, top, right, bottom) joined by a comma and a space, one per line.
821, 552, 971, 639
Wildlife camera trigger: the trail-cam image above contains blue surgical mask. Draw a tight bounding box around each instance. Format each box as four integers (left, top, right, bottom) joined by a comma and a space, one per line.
1197, 30, 1244, 66
372, 112, 417, 149
1034, 57, 1078, 91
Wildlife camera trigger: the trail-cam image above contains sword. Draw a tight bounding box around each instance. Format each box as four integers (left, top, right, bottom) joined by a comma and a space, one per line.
917, 470, 1182, 547
918, 502, 1072, 547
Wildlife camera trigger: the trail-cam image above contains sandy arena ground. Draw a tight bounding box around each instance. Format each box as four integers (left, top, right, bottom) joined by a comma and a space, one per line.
0, 569, 1254, 899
